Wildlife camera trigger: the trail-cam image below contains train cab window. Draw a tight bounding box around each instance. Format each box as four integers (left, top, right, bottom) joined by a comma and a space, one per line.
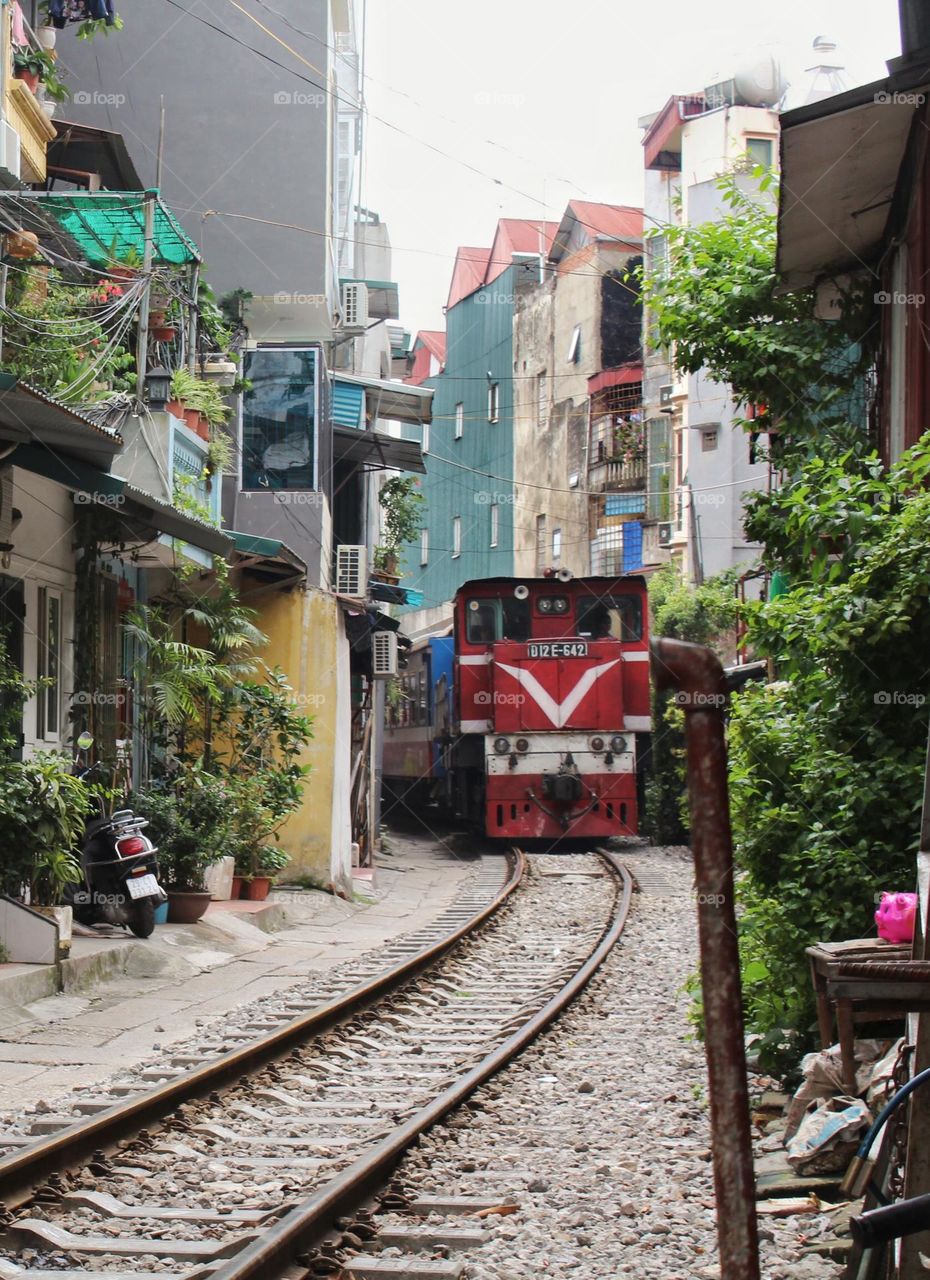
577, 595, 643, 642
465, 597, 531, 644
502, 597, 531, 641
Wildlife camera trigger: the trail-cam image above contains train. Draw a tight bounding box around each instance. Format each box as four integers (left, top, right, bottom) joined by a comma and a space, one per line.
382, 573, 651, 841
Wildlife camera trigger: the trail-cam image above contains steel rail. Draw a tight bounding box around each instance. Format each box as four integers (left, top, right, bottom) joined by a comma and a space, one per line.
206, 851, 634, 1280
0, 850, 526, 1208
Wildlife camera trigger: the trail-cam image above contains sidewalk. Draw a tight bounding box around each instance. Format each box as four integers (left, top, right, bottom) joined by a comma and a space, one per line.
0, 832, 479, 1114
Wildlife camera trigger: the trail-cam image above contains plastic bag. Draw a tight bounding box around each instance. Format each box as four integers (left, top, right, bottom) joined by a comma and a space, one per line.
785, 1039, 886, 1140
786, 1096, 872, 1174
875, 891, 918, 943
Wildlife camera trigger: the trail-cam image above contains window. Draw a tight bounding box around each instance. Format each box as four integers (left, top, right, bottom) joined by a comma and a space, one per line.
420, 527, 429, 566
241, 347, 318, 490
490, 502, 499, 548
488, 382, 499, 423
701, 428, 718, 452
537, 370, 548, 425
36, 587, 61, 740
551, 527, 562, 563
567, 324, 581, 364
422, 421, 430, 454
746, 137, 773, 168
577, 594, 644, 642
455, 402, 464, 438
465, 597, 531, 645
452, 515, 461, 558
535, 514, 547, 572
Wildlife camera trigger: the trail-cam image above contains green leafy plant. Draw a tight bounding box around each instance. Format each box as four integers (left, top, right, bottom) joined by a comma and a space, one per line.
375, 475, 426, 574
134, 767, 232, 891
170, 368, 231, 426
0, 754, 91, 904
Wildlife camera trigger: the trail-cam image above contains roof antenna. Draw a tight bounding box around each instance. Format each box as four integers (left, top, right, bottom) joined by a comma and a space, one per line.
156, 96, 166, 190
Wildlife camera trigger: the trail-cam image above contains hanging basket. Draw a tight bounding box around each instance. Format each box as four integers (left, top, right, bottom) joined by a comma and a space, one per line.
5, 229, 39, 260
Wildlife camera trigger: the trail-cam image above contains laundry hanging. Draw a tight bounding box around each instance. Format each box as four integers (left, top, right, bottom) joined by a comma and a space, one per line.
46, 0, 117, 29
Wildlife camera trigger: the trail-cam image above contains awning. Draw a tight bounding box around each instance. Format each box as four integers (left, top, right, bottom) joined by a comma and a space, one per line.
20, 189, 202, 267
0, 378, 122, 469
228, 530, 307, 578
48, 121, 143, 192
339, 277, 399, 321
8, 443, 231, 558
369, 580, 424, 607
587, 366, 644, 395
333, 426, 426, 474
777, 69, 929, 291
332, 379, 366, 430
335, 371, 433, 426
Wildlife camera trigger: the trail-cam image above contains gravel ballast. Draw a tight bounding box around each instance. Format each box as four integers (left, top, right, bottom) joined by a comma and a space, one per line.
386, 843, 845, 1279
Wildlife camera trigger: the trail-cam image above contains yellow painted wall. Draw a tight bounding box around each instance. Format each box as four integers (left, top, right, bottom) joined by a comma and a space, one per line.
247, 583, 344, 887
3, 14, 56, 182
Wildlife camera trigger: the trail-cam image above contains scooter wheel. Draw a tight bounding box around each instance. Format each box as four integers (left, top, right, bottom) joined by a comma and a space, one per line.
128, 899, 156, 938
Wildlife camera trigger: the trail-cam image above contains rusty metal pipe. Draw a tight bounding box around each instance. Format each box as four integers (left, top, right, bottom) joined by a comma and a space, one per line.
651, 637, 761, 1280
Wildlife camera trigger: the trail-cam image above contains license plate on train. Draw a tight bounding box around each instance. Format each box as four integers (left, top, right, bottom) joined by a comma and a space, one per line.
127, 873, 159, 899
527, 642, 589, 658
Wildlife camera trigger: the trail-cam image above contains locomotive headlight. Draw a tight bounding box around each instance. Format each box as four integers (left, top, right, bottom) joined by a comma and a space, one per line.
589, 735, 605, 753
552, 597, 569, 614
515, 737, 530, 753
610, 735, 628, 754
538, 597, 553, 613
493, 736, 511, 754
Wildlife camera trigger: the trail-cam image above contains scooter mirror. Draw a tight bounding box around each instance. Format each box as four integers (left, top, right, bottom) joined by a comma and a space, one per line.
77, 731, 94, 751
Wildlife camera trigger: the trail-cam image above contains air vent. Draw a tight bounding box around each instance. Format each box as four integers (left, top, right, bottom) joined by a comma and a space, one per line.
335, 544, 367, 596
341, 281, 369, 330
657, 522, 673, 547
372, 630, 398, 678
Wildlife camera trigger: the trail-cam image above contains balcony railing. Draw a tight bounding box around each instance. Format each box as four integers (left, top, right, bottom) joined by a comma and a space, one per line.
588, 455, 647, 493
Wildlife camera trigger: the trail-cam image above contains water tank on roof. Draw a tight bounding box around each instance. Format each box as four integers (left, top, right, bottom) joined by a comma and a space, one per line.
733, 52, 788, 107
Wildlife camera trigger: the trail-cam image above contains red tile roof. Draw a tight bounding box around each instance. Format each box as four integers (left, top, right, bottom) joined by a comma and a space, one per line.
485, 218, 559, 285
549, 201, 644, 263
405, 330, 447, 385
446, 245, 491, 311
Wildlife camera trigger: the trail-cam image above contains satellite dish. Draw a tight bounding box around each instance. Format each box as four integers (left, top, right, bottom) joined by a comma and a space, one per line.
514, 584, 529, 600
733, 52, 788, 107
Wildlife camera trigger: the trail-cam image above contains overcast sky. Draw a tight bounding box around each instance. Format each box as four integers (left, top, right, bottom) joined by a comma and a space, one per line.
363, 0, 902, 334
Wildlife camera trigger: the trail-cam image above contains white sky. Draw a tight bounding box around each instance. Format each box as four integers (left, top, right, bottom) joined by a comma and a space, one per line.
362, 0, 902, 333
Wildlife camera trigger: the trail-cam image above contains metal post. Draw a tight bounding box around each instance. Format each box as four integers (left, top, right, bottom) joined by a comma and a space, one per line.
650, 636, 761, 1280
134, 190, 156, 408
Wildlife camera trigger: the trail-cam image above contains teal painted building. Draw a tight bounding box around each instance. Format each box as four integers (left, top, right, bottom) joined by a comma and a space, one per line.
400, 221, 558, 626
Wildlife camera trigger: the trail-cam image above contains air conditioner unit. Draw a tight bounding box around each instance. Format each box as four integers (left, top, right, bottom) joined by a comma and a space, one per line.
659, 384, 674, 408
335, 544, 367, 596
657, 522, 673, 547
341, 281, 369, 330
0, 122, 21, 180
372, 630, 398, 679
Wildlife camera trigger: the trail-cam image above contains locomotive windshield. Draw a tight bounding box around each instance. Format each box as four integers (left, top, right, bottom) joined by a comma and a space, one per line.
577, 595, 643, 642
465, 597, 531, 644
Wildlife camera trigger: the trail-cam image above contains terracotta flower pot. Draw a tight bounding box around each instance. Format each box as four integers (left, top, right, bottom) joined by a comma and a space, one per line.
230, 875, 243, 899
15, 69, 39, 93
109, 266, 138, 283
183, 407, 205, 436
246, 876, 272, 901
151, 325, 177, 343
166, 889, 212, 924
166, 398, 185, 420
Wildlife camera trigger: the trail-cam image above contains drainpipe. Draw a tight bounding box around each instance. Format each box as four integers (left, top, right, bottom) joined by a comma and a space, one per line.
650, 636, 760, 1280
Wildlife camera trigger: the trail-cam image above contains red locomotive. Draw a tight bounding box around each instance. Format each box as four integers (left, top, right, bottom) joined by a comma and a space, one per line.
383, 573, 650, 841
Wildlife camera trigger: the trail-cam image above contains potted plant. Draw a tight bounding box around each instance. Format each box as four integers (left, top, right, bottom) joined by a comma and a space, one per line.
107, 242, 144, 283
169, 368, 231, 441
373, 475, 426, 582
246, 845, 289, 900
33, 51, 69, 113
12, 48, 44, 92
134, 769, 230, 923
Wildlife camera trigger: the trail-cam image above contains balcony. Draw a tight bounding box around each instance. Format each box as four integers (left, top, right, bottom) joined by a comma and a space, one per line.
588, 453, 646, 493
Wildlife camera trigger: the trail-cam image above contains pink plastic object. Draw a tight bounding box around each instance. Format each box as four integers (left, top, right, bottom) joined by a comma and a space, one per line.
875, 891, 918, 944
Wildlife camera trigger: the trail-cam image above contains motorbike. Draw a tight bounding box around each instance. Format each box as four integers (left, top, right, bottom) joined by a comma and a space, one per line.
65, 733, 166, 939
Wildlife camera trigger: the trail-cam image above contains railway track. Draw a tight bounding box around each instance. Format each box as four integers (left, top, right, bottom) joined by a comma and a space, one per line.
0, 849, 633, 1280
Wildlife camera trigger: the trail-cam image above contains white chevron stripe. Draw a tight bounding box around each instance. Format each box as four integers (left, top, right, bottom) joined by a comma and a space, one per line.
495, 659, 621, 729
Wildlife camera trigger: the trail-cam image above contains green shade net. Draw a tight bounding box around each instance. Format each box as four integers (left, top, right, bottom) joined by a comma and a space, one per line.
35, 191, 201, 267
